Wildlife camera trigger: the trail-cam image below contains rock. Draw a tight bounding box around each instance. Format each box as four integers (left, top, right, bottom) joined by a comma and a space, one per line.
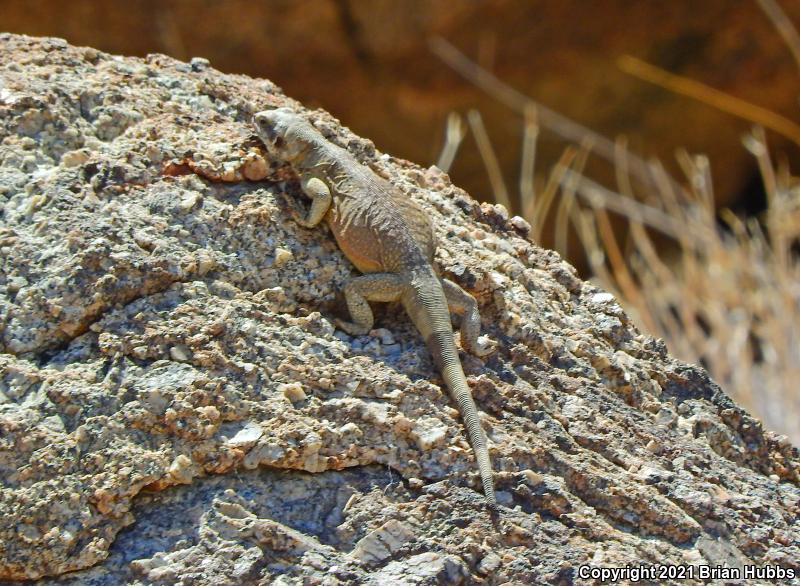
279, 382, 308, 403
0, 34, 798, 584
369, 552, 469, 585
350, 519, 416, 564
226, 420, 264, 448
273, 247, 293, 267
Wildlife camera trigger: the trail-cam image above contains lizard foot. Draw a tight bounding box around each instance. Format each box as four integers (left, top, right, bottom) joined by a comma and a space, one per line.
334, 318, 370, 337
279, 192, 313, 227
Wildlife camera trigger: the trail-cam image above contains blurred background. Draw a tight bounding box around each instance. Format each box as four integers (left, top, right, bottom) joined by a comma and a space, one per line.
4, 0, 798, 443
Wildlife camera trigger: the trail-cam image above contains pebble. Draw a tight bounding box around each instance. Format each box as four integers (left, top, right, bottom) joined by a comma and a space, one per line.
279, 382, 307, 403
273, 247, 293, 267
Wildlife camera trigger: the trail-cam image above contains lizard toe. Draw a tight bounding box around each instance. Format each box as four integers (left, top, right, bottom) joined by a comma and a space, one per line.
334, 318, 370, 336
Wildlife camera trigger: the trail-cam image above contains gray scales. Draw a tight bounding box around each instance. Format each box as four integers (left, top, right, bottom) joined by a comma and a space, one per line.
254, 109, 498, 505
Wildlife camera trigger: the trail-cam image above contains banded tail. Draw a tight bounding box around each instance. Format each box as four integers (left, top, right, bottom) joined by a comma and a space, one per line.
401, 268, 497, 505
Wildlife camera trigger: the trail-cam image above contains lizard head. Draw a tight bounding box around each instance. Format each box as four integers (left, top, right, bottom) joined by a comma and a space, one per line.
253, 108, 309, 162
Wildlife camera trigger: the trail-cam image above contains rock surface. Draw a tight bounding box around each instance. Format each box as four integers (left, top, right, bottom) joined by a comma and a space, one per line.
0, 34, 798, 584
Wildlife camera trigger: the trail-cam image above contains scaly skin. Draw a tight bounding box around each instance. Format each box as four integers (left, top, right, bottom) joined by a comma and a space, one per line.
254, 108, 497, 505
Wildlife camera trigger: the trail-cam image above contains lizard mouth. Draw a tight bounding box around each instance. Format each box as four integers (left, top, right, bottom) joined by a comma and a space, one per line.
253, 112, 282, 147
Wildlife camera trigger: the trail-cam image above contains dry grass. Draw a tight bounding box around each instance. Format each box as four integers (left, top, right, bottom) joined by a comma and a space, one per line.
434, 41, 800, 446
565, 129, 800, 447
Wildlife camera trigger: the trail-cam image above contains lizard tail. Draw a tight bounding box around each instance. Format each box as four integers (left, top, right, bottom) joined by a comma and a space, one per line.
429, 329, 497, 505
403, 272, 497, 506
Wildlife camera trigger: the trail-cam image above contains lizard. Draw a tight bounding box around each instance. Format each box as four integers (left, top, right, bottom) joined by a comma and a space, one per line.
253, 108, 498, 506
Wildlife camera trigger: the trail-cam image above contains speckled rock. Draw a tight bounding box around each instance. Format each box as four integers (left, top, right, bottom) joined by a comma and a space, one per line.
0, 34, 798, 585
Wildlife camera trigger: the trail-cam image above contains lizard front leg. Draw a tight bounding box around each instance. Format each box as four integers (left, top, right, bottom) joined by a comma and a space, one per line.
440, 278, 497, 357
335, 273, 406, 335
285, 176, 332, 228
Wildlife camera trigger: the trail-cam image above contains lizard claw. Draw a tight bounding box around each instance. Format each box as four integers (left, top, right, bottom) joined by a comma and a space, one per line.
334, 318, 370, 337
279, 193, 304, 223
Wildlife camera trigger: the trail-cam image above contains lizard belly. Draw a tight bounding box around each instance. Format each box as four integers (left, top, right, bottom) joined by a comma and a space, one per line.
330, 225, 385, 273
326, 189, 428, 273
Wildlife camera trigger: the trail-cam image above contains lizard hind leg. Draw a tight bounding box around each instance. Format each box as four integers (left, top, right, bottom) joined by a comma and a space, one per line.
440, 278, 497, 357
335, 273, 406, 336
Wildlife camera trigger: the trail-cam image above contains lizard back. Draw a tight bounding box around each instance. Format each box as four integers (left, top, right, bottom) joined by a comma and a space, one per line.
302, 142, 437, 274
